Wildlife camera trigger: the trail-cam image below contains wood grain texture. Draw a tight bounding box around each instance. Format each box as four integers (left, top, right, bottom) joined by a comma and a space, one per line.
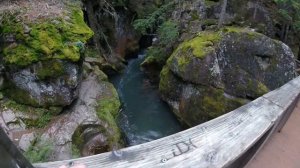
246, 100, 300, 168
35, 77, 300, 168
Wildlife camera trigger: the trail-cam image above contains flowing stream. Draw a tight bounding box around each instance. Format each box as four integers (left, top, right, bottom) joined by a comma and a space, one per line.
110, 51, 182, 146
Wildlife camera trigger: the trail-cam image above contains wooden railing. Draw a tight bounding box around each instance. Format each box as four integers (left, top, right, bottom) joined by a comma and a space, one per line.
32, 76, 300, 168
1, 77, 299, 168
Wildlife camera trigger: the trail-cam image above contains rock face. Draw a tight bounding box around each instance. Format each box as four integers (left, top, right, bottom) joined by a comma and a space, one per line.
160, 28, 296, 127
5, 60, 80, 107
0, 2, 93, 108
39, 73, 121, 161
84, 0, 139, 64
172, 0, 206, 36
204, 0, 300, 58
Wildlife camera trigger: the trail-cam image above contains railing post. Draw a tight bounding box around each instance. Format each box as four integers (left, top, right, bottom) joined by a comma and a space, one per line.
0, 127, 34, 168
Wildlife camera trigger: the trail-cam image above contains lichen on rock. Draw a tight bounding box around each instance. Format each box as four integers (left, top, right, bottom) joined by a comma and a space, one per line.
1, 5, 93, 67
160, 27, 296, 127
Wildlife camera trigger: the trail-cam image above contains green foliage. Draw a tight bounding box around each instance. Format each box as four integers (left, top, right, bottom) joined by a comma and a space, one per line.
24, 141, 53, 163
133, 2, 174, 34
157, 21, 179, 45
142, 47, 165, 66
0, 8, 93, 67
278, 9, 293, 21
274, 0, 300, 31
138, 19, 179, 68
84, 47, 103, 58
23, 113, 53, 129
0, 100, 60, 128
1, 99, 61, 115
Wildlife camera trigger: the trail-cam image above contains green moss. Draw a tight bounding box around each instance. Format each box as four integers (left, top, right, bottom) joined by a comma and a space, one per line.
0, 100, 60, 128
182, 86, 247, 126
23, 113, 53, 128
1, 12, 26, 40
1, 99, 60, 114
256, 82, 269, 96
68, 9, 94, 42
3, 45, 38, 66
36, 60, 65, 80
205, 0, 219, 8
84, 47, 102, 58
71, 127, 84, 152
203, 19, 218, 26
246, 79, 269, 98
0, 7, 93, 67
96, 85, 121, 149
177, 53, 192, 72
97, 97, 120, 120
181, 31, 221, 59
72, 144, 81, 159
159, 66, 171, 92
24, 140, 53, 163
57, 46, 80, 61
223, 26, 260, 39
165, 31, 221, 73
167, 27, 261, 73
201, 89, 227, 118
191, 10, 200, 21
4, 87, 40, 107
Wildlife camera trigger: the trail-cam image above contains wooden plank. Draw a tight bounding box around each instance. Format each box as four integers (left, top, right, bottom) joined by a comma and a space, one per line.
246, 100, 300, 168
35, 77, 300, 168
34, 98, 282, 168
263, 78, 300, 110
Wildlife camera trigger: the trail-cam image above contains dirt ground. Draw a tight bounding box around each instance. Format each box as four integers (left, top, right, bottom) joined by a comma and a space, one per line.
0, 0, 66, 22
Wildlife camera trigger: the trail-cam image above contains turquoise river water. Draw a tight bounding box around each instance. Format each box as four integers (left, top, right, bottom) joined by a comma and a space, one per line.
110, 51, 182, 146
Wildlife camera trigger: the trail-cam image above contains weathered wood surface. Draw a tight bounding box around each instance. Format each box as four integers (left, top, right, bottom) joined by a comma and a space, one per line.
246, 100, 300, 168
35, 77, 300, 168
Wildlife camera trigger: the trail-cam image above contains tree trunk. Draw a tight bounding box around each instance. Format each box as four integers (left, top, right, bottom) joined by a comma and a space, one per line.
283, 24, 290, 43
298, 44, 300, 61
253, 2, 258, 19
218, 0, 228, 29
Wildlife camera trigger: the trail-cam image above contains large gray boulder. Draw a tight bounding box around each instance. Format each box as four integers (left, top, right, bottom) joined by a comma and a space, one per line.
160, 28, 296, 126
5, 60, 80, 107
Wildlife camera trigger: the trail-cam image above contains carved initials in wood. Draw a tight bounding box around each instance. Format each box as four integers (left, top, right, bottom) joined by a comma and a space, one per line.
172, 138, 197, 157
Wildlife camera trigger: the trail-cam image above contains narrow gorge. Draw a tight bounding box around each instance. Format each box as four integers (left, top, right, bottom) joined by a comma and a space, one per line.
0, 0, 299, 165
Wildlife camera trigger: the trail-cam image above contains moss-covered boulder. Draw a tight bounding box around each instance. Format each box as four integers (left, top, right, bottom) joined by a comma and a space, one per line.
160, 27, 296, 127
0, 1, 93, 107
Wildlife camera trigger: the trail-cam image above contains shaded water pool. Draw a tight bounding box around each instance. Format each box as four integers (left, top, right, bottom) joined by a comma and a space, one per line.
110, 51, 182, 146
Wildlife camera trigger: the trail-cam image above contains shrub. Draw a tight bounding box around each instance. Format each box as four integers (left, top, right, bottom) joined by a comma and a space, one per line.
157, 21, 179, 46
133, 2, 174, 34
